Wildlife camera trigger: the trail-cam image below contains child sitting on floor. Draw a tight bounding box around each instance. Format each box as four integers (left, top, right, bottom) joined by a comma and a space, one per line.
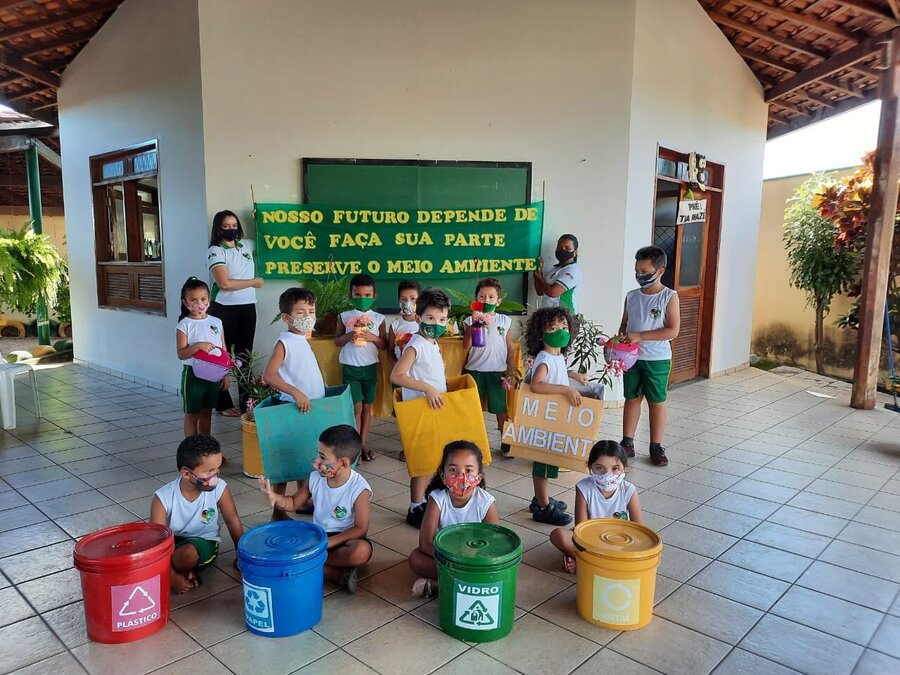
408, 440, 499, 597
259, 424, 373, 593
151, 435, 244, 593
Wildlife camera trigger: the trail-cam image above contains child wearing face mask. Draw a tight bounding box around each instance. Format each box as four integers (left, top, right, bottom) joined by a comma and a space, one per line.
176, 277, 229, 437
259, 425, 373, 593
550, 440, 643, 573
408, 440, 499, 597
151, 435, 244, 593
619, 245, 680, 467
263, 287, 327, 520
388, 279, 421, 463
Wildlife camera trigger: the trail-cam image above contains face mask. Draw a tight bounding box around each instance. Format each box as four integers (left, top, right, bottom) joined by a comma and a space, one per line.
351, 297, 375, 311
636, 271, 659, 287
312, 459, 339, 478
555, 248, 575, 263
543, 329, 570, 349
189, 470, 219, 492
221, 229, 239, 242
481, 302, 497, 313
591, 471, 623, 492
186, 301, 209, 315
291, 315, 316, 334
399, 300, 416, 315
443, 472, 481, 497
420, 322, 447, 339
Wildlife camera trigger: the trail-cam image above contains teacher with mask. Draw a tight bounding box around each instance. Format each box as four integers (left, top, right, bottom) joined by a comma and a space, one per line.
533, 233, 582, 313
207, 209, 264, 416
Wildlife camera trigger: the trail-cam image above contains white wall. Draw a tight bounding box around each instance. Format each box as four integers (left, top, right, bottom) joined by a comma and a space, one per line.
197, 0, 637, 352
58, 0, 207, 388
624, 0, 768, 374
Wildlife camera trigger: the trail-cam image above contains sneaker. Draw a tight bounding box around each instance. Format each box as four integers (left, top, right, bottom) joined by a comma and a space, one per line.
621, 440, 635, 458
340, 568, 359, 594
649, 447, 669, 466
532, 501, 572, 526
500, 443, 512, 459
529, 496, 568, 513
406, 502, 427, 528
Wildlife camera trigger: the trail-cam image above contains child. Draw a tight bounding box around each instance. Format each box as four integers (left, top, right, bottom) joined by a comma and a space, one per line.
550, 440, 643, 573
387, 279, 421, 366
334, 274, 387, 461
263, 287, 327, 520
151, 435, 244, 593
260, 424, 373, 593
524, 307, 589, 526
390, 287, 451, 528
619, 245, 680, 466
408, 440, 499, 597
462, 278, 516, 456
176, 277, 229, 437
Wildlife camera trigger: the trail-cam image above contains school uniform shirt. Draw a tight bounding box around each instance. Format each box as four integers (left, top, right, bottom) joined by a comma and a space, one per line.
528, 350, 569, 386
429, 487, 495, 529
274, 332, 326, 403
542, 262, 582, 312
391, 316, 420, 360
464, 313, 511, 372
154, 477, 227, 541
176, 315, 225, 366
402, 334, 447, 401
625, 286, 677, 360
576, 477, 636, 521
207, 240, 257, 306
339, 309, 385, 367
309, 469, 372, 534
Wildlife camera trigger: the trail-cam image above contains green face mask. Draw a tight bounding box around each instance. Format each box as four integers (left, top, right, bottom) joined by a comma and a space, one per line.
420, 322, 447, 339
351, 297, 375, 311
543, 329, 570, 349
482, 303, 497, 313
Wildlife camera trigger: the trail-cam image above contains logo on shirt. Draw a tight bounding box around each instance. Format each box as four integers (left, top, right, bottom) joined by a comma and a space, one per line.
207, 252, 216, 260
201, 508, 216, 523
650, 308, 662, 319
613, 510, 630, 520
242, 252, 252, 261
209, 325, 221, 335
332, 505, 348, 520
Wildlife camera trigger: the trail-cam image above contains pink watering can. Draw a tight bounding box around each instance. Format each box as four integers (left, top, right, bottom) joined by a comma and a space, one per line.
600, 339, 640, 371
192, 347, 238, 382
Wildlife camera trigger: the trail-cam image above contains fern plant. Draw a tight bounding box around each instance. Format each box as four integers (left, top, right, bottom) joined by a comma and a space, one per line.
445, 287, 526, 332
0, 224, 65, 314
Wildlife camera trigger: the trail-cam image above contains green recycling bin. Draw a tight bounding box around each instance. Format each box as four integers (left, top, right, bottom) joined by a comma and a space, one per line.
433, 523, 522, 642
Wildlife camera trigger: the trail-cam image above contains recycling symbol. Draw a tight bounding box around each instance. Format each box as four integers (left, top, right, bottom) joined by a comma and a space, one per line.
117, 585, 157, 617
458, 600, 495, 627
245, 589, 266, 615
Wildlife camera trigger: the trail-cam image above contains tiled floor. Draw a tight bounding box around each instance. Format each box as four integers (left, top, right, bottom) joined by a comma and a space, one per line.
1, 362, 900, 674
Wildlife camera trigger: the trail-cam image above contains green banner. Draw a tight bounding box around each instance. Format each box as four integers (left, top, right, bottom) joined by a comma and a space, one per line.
255, 202, 543, 279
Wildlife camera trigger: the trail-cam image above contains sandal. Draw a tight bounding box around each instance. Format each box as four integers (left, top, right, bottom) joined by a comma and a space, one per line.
412, 577, 438, 598
563, 555, 576, 574
361, 448, 375, 461
220, 408, 241, 418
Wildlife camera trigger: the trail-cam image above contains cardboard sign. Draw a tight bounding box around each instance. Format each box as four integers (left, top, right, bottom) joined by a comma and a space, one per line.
502, 384, 603, 472
677, 199, 707, 225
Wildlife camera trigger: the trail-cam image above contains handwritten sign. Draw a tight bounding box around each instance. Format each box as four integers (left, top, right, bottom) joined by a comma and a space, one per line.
677, 199, 706, 225
501, 384, 603, 472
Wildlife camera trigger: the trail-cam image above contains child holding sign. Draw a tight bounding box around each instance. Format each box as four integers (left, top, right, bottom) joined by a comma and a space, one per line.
550, 440, 643, 573
408, 440, 499, 597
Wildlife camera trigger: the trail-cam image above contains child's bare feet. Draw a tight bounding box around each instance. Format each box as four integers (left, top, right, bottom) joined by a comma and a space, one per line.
563, 555, 576, 574
170, 569, 196, 593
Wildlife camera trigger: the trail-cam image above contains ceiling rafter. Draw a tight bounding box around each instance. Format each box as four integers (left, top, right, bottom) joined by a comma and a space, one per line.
736, 0, 861, 41
0, 0, 120, 44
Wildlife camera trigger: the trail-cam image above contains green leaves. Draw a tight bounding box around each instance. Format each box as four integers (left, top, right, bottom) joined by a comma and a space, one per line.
0, 224, 66, 315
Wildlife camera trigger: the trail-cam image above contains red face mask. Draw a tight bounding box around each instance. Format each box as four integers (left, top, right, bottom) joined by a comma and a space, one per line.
443, 472, 481, 497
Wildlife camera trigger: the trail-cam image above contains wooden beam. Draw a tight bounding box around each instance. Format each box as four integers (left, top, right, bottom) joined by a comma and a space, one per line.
6, 85, 51, 102
820, 78, 866, 97
851, 27, 900, 409
765, 28, 894, 100
767, 88, 881, 138
707, 10, 831, 59
21, 29, 96, 57
794, 88, 836, 108
0, 1, 121, 44
0, 173, 62, 189
832, 0, 898, 23
890, 0, 900, 22
770, 99, 807, 114
0, 52, 60, 88
736, 46, 801, 73
736, 0, 859, 41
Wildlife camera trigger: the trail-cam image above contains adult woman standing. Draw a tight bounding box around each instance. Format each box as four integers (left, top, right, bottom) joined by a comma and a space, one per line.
533, 234, 582, 313
207, 210, 264, 416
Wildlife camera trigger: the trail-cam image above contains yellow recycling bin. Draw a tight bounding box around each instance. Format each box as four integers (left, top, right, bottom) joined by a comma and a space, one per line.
573, 519, 662, 631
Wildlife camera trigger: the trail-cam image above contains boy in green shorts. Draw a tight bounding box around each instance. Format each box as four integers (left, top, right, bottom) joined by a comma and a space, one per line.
151, 435, 244, 593
619, 245, 680, 466
334, 274, 387, 461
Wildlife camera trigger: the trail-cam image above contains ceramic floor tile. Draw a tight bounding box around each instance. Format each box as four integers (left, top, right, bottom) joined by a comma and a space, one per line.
680, 505, 761, 537
0, 454, 55, 476
839, 521, 900, 556
0, 520, 70, 558
357, 561, 432, 611
712, 648, 802, 675
430, 648, 519, 674
4, 465, 73, 489
869, 491, 900, 513
0, 586, 34, 628
46, 445, 109, 465
786, 490, 863, 520
95, 476, 165, 503
0, 503, 47, 533
42, 600, 89, 649
530, 585, 620, 645
521, 540, 578, 581
804, 478, 876, 504
54, 504, 138, 538
313, 586, 404, 646
638, 491, 699, 519
0, 539, 75, 584
853, 648, 900, 675
293, 649, 378, 674
705, 491, 781, 520
19, 476, 93, 502
169, 587, 247, 647
677, 467, 741, 490
169, 566, 240, 611
657, 545, 712, 583
747, 467, 814, 490
719, 540, 812, 583
869, 615, 900, 659
17, 566, 82, 612
797, 561, 899, 613
147, 651, 234, 675
729, 478, 799, 504
652, 477, 723, 503
11, 651, 88, 675
771, 586, 884, 645
34, 489, 116, 520
608, 616, 730, 675
573, 647, 660, 674
0, 616, 66, 672
344, 614, 466, 674
746, 521, 833, 558
655, 585, 763, 644
820, 540, 900, 584
657, 521, 737, 559
72, 621, 203, 675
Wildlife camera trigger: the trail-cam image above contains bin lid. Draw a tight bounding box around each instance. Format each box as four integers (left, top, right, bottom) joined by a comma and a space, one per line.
237, 521, 328, 567
433, 523, 522, 567
573, 519, 662, 560
74, 523, 173, 570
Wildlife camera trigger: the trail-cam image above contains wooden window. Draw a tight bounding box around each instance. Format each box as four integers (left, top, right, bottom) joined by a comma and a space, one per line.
90, 142, 165, 313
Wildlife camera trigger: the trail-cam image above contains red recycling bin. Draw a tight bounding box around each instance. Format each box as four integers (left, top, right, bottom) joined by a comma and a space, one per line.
73, 522, 174, 643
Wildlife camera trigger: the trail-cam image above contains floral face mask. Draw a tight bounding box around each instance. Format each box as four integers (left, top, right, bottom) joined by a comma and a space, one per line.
443, 472, 481, 497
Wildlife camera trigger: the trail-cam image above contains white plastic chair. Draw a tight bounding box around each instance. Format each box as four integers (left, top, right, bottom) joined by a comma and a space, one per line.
0, 354, 41, 430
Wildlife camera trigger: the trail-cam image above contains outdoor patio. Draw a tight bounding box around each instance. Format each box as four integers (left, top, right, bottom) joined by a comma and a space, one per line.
1, 361, 899, 675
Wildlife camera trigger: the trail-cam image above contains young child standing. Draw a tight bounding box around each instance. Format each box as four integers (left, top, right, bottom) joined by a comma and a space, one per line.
408, 440, 499, 597
175, 277, 229, 437
619, 246, 680, 466
151, 435, 244, 593
524, 307, 589, 526
387, 279, 421, 366
391, 287, 451, 528
463, 278, 516, 456
260, 425, 373, 593
550, 441, 643, 573
334, 274, 386, 461
263, 287, 327, 520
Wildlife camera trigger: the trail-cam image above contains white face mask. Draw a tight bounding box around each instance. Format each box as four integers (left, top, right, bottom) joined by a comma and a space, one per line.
591, 471, 623, 492
291, 315, 316, 334
399, 300, 416, 315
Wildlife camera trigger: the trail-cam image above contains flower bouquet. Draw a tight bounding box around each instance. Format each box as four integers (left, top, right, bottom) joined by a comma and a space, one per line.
598, 336, 640, 372
347, 314, 374, 346
469, 301, 494, 348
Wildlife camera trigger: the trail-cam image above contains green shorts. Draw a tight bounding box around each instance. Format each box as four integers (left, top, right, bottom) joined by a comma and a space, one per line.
342, 363, 378, 404
174, 536, 219, 568
466, 370, 507, 414
623, 359, 671, 404
532, 462, 559, 479
181, 366, 220, 414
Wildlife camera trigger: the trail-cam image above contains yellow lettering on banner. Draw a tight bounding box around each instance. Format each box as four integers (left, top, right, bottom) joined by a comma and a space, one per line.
495, 209, 507, 222
387, 259, 433, 274
264, 262, 277, 274
444, 233, 508, 247
514, 207, 539, 221
277, 262, 289, 274
327, 232, 383, 249
262, 211, 276, 224
263, 235, 279, 249
417, 211, 430, 224
396, 232, 433, 246
288, 211, 299, 224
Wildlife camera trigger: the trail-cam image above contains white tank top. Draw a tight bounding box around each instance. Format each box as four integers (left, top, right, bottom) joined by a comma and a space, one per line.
429, 487, 495, 529
391, 317, 420, 359
576, 477, 636, 520
274, 332, 325, 402
464, 314, 511, 373
624, 287, 677, 360
402, 334, 447, 401
528, 350, 568, 386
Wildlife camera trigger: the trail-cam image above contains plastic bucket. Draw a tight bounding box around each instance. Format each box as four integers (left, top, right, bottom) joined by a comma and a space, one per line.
433, 523, 522, 642
73, 522, 174, 644
241, 413, 264, 478
573, 519, 662, 630
237, 521, 328, 637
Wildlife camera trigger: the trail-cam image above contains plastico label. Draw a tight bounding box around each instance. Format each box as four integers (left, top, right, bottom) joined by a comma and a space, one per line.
111, 577, 162, 632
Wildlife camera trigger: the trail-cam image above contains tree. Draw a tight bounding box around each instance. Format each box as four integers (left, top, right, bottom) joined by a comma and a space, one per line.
783, 173, 858, 374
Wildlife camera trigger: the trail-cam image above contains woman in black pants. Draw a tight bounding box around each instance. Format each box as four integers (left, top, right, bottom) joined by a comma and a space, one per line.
207, 210, 263, 416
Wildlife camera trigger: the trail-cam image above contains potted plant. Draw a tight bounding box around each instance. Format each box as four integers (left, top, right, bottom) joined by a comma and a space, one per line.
229, 350, 279, 477
446, 287, 527, 336
55, 264, 72, 338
